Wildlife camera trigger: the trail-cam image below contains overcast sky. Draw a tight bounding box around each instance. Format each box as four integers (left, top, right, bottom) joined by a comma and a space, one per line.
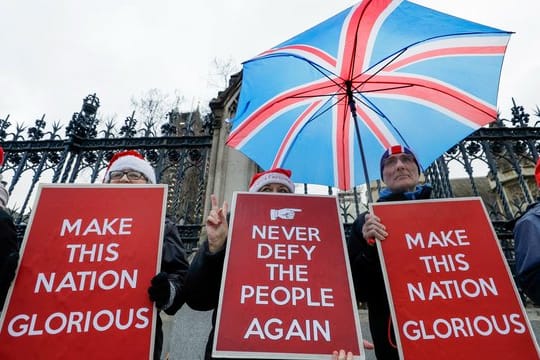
0, 0, 537, 127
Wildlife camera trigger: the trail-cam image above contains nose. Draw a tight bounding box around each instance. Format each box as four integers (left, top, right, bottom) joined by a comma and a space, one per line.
395, 158, 406, 168
118, 173, 131, 183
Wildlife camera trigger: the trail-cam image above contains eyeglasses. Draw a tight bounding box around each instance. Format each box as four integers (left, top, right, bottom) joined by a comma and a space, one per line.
109, 170, 147, 181
382, 154, 416, 167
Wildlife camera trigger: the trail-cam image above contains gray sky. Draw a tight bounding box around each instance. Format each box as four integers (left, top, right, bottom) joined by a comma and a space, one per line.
0, 0, 537, 126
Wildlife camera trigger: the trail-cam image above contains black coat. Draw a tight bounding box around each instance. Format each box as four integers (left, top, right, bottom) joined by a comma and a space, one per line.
0, 209, 19, 311
161, 218, 190, 315
185, 240, 275, 360
184, 240, 226, 360
154, 218, 190, 360
347, 187, 431, 360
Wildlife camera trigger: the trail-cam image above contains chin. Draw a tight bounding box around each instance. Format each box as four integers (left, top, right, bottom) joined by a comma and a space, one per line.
392, 182, 416, 193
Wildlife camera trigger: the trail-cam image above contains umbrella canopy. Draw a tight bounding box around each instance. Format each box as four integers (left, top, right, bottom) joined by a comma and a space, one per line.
226, 0, 512, 191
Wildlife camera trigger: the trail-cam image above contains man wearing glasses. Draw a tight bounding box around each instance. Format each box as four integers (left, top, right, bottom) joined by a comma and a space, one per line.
104, 150, 189, 360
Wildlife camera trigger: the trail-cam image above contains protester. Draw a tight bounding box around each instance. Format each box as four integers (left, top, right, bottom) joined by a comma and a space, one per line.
184, 168, 294, 360
0, 146, 19, 312
347, 145, 431, 360
513, 158, 540, 305
103, 149, 189, 360
185, 167, 371, 359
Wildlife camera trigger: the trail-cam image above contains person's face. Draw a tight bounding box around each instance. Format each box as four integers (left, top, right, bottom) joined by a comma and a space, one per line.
259, 183, 292, 193
108, 168, 148, 184
381, 153, 419, 193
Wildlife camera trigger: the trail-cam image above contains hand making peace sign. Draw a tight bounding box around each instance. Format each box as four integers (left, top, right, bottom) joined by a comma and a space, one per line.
206, 194, 228, 253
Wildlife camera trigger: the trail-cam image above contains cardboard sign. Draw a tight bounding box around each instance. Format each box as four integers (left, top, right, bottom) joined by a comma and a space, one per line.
213, 192, 364, 359
0, 184, 167, 360
372, 197, 540, 359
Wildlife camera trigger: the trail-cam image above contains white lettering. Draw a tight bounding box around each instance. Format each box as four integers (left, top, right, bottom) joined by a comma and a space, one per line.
243, 318, 330, 341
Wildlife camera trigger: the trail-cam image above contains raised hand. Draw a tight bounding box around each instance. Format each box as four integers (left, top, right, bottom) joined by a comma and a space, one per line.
206, 194, 228, 253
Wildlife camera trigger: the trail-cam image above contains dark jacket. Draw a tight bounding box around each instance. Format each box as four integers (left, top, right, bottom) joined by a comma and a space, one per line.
184, 240, 226, 360
185, 240, 275, 360
154, 218, 190, 360
513, 201, 540, 304
161, 218, 190, 315
347, 185, 431, 360
188, 223, 366, 359
0, 208, 19, 311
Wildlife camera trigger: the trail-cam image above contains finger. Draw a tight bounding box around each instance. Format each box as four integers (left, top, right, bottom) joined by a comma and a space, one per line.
211, 194, 218, 210
222, 200, 228, 217
363, 225, 379, 240
364, 221, 387, 239
206, 213, 221, 226
347, 351, 354, 360
206, 216, 216, 226
366, 230, 387, 242
365, 217, 383, 229
338, 349, 346, 360
372, 226, 388, 240
370, 218, 384, 230
331, 350, 338, 360
216, 208, 227, 226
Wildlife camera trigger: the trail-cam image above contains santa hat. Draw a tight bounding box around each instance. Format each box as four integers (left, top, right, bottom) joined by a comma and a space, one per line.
249, 168, 294, 193
535, 159, 540, 188
380, 145, 421, 179
0, 146, 4, 167
104, 150, 156, 184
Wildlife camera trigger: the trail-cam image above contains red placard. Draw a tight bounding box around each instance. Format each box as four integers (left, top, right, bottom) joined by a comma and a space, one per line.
372, 197, 540, 359
0, 184, 167, 360
213, 192, 364, 359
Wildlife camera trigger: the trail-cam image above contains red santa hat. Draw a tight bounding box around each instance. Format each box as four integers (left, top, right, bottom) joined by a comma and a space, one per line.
249, 168, 294, 193
104, 150, 156, 184
534, 159, 540, 188
0, 146, 4, 167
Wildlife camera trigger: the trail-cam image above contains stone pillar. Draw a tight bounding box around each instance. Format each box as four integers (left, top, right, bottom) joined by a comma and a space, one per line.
202, 73, 259, 242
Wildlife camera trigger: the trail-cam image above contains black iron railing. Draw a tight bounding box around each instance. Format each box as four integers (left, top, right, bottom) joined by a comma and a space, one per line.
1, 94, 215, 253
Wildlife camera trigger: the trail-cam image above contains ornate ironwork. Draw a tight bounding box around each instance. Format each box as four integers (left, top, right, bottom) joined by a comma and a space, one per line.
1, 94, 212, 253
419, 101, 540, 303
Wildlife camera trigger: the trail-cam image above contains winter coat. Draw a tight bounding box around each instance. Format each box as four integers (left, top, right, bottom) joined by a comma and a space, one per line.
347, 185, 431, 360
154, 218, 189, 360
0, 208, 18, 311
514, 201, 540, 304
184, 240, 226, 360
186, 238, 279, 360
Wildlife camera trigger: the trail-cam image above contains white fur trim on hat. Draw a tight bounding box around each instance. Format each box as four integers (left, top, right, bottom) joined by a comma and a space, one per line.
105, 155, 156, 184
249, 172, 294, 193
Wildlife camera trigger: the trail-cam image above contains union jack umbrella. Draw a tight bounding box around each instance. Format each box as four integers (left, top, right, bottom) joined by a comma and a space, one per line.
226, 0, 512, 193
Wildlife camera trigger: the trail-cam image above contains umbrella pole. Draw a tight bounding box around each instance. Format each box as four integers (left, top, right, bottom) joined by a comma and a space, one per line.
346, 81, 373, 203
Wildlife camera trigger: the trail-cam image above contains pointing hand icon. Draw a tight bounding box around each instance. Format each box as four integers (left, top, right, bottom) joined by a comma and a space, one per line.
270, 208, 302, 220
